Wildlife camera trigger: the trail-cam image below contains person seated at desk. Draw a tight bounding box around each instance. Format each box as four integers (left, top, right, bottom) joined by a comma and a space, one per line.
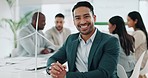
46, 1, 120, 78
127, 11, 148, 69
45, 13, 71, 49
108, 16, 136, 77
12, 12, 56, 57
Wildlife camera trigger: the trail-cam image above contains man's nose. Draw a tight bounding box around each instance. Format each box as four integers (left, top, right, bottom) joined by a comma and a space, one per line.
80, 18, 86, 24
57, 23, 62, 26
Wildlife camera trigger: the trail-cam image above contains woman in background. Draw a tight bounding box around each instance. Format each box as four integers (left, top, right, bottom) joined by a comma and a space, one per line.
108, 16, 135, 77
127, 11, 148, 68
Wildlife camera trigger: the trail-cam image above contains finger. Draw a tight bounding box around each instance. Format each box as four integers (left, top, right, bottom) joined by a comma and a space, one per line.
50, 69, 60, 75
56, 61, 65, 71
51, 63, 56, 66
51, 64, 63, 72
62, 65, 67, 69
50, 72, 58, 78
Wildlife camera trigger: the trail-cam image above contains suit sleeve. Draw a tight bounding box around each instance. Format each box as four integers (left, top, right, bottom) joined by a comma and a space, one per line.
46, 36, 68, 72
66, 37, 120, 78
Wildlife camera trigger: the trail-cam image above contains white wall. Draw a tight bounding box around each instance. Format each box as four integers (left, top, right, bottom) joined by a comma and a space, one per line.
0, 0, 14, 58
139, 0, 148, 31
93, 0, 139, 33
41, 4, 78, 33
93, 0, 139, 22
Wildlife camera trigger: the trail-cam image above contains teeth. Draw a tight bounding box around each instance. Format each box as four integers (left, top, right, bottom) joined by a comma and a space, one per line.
81, 26, 87, 28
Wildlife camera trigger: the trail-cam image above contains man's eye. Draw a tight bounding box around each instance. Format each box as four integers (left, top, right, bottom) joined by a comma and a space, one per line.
84, 16, 90, 18
75, 18, 80, 20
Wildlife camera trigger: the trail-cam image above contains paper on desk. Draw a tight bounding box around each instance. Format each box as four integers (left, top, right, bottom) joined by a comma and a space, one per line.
12, 57, 47, 71
0, 57, 28, 67
0, 58, 6, 67
6, 57, 32, 63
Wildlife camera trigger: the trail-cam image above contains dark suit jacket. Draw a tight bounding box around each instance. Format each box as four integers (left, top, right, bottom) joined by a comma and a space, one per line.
47, 29, 120, 78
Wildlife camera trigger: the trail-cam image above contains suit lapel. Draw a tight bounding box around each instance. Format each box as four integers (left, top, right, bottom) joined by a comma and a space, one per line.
70, 38, 80, 71
88, 30, 102, 69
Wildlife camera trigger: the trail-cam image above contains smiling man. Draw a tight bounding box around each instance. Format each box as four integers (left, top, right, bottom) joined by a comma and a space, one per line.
46, 1, 120, 78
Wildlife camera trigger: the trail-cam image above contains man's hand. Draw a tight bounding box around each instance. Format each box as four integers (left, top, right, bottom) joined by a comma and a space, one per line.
41, 48, 53, 54
49, 61, 66, 78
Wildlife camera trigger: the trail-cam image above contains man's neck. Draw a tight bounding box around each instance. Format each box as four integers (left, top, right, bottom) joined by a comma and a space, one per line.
81, 28, 96, 42
56, 28, 63, 33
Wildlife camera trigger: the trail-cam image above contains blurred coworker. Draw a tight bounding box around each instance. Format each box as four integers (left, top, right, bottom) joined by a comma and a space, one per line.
108, 16, 136, 77
127, 11, 148, 68
13, 12, 56, 57
46, 1, 120, 78
45, 13, 71, 49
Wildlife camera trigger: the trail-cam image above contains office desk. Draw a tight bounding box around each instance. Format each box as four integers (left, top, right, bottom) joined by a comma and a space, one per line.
0, 70, 52, 78
0, 54, 53, 78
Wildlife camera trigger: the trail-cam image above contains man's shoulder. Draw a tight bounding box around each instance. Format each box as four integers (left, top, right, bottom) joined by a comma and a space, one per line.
47, 27, 55, 31
64, 27, 70, 31
45, 27, 55, 33
18, 25, 34, 37
19, 25, 30, 33
63, 27, 71, 33
67, 33, 79, 39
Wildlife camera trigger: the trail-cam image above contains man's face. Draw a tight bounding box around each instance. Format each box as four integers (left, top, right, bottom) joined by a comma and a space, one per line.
73, 7, 96, 35
55, 17, 64, 31
34, 14, 46, 30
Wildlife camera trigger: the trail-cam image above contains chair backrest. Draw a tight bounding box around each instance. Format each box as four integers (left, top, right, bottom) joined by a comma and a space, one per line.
140, 59, 148, 75
130, 51, 146, 78
117, 64, 128, 78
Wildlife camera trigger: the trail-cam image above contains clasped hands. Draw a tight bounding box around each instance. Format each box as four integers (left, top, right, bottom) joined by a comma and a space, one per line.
49, 61, 66, 78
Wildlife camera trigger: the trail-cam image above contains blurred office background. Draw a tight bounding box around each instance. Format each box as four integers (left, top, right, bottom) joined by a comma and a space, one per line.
0, 0, 148, 58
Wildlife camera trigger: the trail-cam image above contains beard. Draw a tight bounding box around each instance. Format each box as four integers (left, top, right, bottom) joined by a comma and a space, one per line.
38, 26, 44, 30
77, 23, 94, 35
56, 26, 63, 31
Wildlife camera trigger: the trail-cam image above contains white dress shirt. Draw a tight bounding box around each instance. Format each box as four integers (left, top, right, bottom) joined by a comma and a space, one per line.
75, 29, 97, 72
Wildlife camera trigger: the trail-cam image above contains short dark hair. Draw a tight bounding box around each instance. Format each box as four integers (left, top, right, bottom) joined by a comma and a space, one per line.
55, 13, 65, 19
72, 1, 94, 15
32, 12, 44, 21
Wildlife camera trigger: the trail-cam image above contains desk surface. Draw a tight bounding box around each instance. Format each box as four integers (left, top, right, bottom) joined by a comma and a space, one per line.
0, 54, 147, 78
0, 70, 52, 78
0, 54, 53, 78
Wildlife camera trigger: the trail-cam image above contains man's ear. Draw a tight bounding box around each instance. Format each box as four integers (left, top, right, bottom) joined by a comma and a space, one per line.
93, 15, 96, 22
73, 18, 76, 26
32, 20, 35, 25
32, 20, 37, 27
73, 20, 76, 26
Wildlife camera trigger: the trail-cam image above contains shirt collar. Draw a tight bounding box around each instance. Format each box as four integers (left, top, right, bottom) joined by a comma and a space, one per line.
78, 28, 97, 43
